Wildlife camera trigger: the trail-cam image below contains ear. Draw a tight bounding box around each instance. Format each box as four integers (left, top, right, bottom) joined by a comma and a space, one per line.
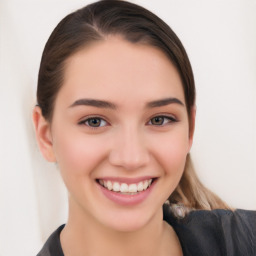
32, 106, 56, 162
188, 105, 196, 151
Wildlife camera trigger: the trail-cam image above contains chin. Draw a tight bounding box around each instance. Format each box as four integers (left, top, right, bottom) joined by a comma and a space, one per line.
99, 206, 162, 233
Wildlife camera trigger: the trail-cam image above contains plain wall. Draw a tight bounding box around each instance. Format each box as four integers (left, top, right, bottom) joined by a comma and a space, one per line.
0, 0, 255, 255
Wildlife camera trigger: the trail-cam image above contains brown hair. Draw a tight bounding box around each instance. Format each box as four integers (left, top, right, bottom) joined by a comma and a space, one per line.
37, 0, 229, 211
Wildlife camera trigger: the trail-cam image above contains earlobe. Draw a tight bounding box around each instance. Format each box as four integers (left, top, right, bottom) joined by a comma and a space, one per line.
32, 106, 56, 162
188, 105, 196, 151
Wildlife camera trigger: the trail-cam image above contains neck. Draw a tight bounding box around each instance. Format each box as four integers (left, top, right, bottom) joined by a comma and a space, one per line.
60, 199, 182, 256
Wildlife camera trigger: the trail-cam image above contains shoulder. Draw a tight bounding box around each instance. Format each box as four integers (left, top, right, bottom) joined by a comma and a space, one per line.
164, 205, 256, 256
36, 224, 65, 256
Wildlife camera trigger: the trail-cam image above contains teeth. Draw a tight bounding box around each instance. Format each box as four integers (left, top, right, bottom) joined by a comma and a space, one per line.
128, 184, 137, 193
143, 180, 149, 190
99, 179, 153, 193
137, 182, 144, 192
120, 183, 128, 193
107, 181, 113, 191
112, 182, 120, 192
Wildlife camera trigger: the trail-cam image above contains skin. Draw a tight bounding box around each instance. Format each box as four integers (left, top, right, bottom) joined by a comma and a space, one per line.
33, 36, 195, 256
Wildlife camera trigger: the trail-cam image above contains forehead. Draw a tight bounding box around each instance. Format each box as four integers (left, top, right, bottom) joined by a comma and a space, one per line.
58, 36, 185, 107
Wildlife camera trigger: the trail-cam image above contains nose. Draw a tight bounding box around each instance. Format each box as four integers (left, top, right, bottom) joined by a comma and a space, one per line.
108, 126, 150, 170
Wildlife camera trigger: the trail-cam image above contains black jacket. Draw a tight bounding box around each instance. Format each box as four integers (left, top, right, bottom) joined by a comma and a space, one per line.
37, 206, 256, 256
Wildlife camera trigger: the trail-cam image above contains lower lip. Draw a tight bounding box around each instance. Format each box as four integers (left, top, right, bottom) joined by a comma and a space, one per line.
97, 180, 156, 206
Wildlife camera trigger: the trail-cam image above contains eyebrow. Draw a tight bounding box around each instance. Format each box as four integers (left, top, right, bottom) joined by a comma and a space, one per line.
69, 97, 184, 109
69, 99, 116, 109
146, 97, 184, 108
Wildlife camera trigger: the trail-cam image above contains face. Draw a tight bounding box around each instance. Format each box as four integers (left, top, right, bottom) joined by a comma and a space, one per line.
34, 36, 194, 232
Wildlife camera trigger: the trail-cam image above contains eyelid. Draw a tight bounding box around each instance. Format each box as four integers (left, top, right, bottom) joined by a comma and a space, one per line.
78, 115, 109, 128
77, 113, 177, 128
147, 114, 178, 126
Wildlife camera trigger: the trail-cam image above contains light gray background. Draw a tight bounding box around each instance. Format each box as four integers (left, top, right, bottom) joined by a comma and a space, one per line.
0, 0, 255, 255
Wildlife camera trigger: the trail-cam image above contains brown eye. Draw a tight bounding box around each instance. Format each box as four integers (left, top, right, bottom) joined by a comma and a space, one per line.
87, 118, 101, 127
151, 116, 164, 125
149, 116, 177, 126
79, 117, 108, 128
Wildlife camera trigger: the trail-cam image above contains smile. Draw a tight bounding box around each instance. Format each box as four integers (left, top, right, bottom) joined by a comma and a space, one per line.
96, 177, 157, 205
98, 179, 153, 194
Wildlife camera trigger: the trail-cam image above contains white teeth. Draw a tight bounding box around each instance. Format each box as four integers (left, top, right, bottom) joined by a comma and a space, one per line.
128, 184, 137, 193
143, 180, 149, 190
112, 182, 120, 192
107, 181, 113, 191
99, 178, 154, 193
120, 183, 128, 193
137, 182, 144, 192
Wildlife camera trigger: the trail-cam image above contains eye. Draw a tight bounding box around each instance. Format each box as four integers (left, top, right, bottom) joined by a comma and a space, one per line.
148, 115, 177, 126
79, 117, 108, 128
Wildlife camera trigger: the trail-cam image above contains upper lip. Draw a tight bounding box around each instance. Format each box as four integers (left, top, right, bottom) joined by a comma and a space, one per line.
96, 176, 157, 184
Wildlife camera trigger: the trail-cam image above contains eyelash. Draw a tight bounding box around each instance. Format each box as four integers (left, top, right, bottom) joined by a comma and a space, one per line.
147, 115, 177, 126
78, 115, 177, 128
78, 116, 109, 128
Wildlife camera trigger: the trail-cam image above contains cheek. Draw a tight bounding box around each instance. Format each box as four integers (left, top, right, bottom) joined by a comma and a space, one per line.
162, 145, 188, 176
150, 129, 190, 174
53, 130, 108, 177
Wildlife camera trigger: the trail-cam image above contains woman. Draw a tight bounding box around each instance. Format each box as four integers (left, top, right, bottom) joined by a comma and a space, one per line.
33, 0, 256, 255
